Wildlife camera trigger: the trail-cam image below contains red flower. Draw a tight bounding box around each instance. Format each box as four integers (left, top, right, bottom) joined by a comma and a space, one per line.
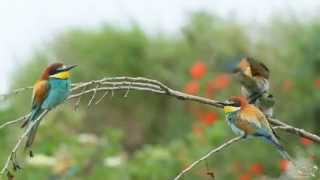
300, 137, 314, 145
249, 163, 264, 175
185, 81, 200, 94
214, 74, 231, 89
282, 80, 293, 92
199, 111, 218, 126
239, 173, 252, 180
207, 74, 231, 94
190, 61, 207, 79
279, 160, 290, 172
314, 79, 320, 89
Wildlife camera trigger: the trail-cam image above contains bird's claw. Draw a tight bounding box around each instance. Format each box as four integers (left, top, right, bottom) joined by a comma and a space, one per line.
11, 152, 22, 171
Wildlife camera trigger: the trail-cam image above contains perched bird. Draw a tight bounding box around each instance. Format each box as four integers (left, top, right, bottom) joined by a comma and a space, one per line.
223, 96, 291, 160
21, 63, 77, 151
233, 57, 275, 117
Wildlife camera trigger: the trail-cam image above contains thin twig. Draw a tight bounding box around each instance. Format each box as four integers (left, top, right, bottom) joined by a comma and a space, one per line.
0, 114, 30, 130
0, 87, 33, 101
0, 110, 49, 175
74, 85, 87, 111
173, 136, 243, 180
273, 124, 320, 142
94, 91, 109, 105
124, 83, 131, 98
87, 83, 100, 107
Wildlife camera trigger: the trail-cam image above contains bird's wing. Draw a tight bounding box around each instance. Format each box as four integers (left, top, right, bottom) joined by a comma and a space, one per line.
238, 105, 272, 134
31, 80, 50, 109
247, 58, 270, 79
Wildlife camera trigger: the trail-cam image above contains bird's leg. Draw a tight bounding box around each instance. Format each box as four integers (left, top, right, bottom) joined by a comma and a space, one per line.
241, 133, 248, 139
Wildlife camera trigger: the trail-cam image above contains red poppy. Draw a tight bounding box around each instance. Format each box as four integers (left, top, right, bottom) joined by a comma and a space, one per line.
185, 81, 200, 94
249, 163, 264, 175
199, 111, 218, 126
214, 74, 231, 89
239, 173, 252, 180
300, 137, 314, 145
279, 160, 290, 172
314, 79, 320, 89
190, 61, 207, 79
282, 80, 293, 92
207, 74, 231, 94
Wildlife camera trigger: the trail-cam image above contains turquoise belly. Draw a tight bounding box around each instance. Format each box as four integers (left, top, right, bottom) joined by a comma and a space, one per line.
42, 78, 70, 109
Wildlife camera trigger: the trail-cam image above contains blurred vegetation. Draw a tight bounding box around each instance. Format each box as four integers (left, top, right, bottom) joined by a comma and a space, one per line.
0, 11, 319, 179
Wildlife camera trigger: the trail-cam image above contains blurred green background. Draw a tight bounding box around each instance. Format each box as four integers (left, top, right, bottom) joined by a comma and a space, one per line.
0, 11, 320, 180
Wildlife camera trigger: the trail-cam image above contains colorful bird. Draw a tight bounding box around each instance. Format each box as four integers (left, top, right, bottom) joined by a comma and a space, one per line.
21, 63, 77, 151
233, 57, 274, 117
223, 96, 291, 160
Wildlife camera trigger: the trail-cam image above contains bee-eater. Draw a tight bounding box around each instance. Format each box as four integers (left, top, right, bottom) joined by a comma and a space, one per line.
223, 96, 291, 160
233, 57, 275, 117
21, 63, 77, 150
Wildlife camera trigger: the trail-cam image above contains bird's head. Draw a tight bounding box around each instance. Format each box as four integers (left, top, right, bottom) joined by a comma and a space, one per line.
41, 63, 77, 80
233, 57, 269, 79
232, 57, 252, 78
223, 96, 248, 113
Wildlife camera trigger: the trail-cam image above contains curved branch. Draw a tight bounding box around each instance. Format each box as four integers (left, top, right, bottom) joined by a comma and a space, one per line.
1, 77, 319, 144
1, 76, 320, 178
173, 136, 243, 180
0, 110, 49, 175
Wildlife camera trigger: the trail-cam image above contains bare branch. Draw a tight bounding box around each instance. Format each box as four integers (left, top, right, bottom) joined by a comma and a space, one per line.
173, 136, 243, 180
94, 91, 109, 105
1, 76, 320, 179
0, 110, 49, 175
0, 114, 30, 130
2, 77, 320, 144
273, 124, 320, 143
87, 83, 100, 107
0, 87, 33, 101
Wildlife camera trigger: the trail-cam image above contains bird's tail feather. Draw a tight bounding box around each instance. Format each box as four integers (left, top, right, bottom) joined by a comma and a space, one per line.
25, 121, 40, 149
264, 135, 293, 161
21, 107, 40, 128
23, 108, 44, 149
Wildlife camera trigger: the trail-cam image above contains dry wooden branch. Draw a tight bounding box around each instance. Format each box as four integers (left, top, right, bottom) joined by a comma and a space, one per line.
0, 110, 49, 175
173, 136, 243, 180
0, 76, 319, 179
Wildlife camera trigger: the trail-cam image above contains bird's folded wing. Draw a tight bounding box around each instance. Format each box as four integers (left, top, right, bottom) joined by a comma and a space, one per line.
32, 80, 50, 108
239, 106, 272, 133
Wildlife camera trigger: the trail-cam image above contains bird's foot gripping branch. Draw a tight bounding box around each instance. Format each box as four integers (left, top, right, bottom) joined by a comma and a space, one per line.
0, 76, 319, 179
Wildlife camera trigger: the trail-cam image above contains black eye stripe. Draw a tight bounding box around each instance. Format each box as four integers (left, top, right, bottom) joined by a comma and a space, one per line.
50, 67, 65, 75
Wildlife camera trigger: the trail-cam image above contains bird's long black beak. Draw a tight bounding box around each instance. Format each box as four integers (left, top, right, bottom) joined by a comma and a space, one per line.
216, 100, 239, 107
63, 64, 78, 71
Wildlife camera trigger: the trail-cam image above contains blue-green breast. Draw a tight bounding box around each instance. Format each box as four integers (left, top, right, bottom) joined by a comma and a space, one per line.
42, 78, 71, 109
225, 111, 245, 136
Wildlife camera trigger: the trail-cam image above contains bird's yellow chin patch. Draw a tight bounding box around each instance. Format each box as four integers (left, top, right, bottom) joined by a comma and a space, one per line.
50, 71, 70, 79
224, 106, 240, 113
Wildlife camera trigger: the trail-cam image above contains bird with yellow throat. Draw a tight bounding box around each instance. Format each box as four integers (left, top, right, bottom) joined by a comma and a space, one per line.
21, 63, 77, 155
223, 96, 291, 160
